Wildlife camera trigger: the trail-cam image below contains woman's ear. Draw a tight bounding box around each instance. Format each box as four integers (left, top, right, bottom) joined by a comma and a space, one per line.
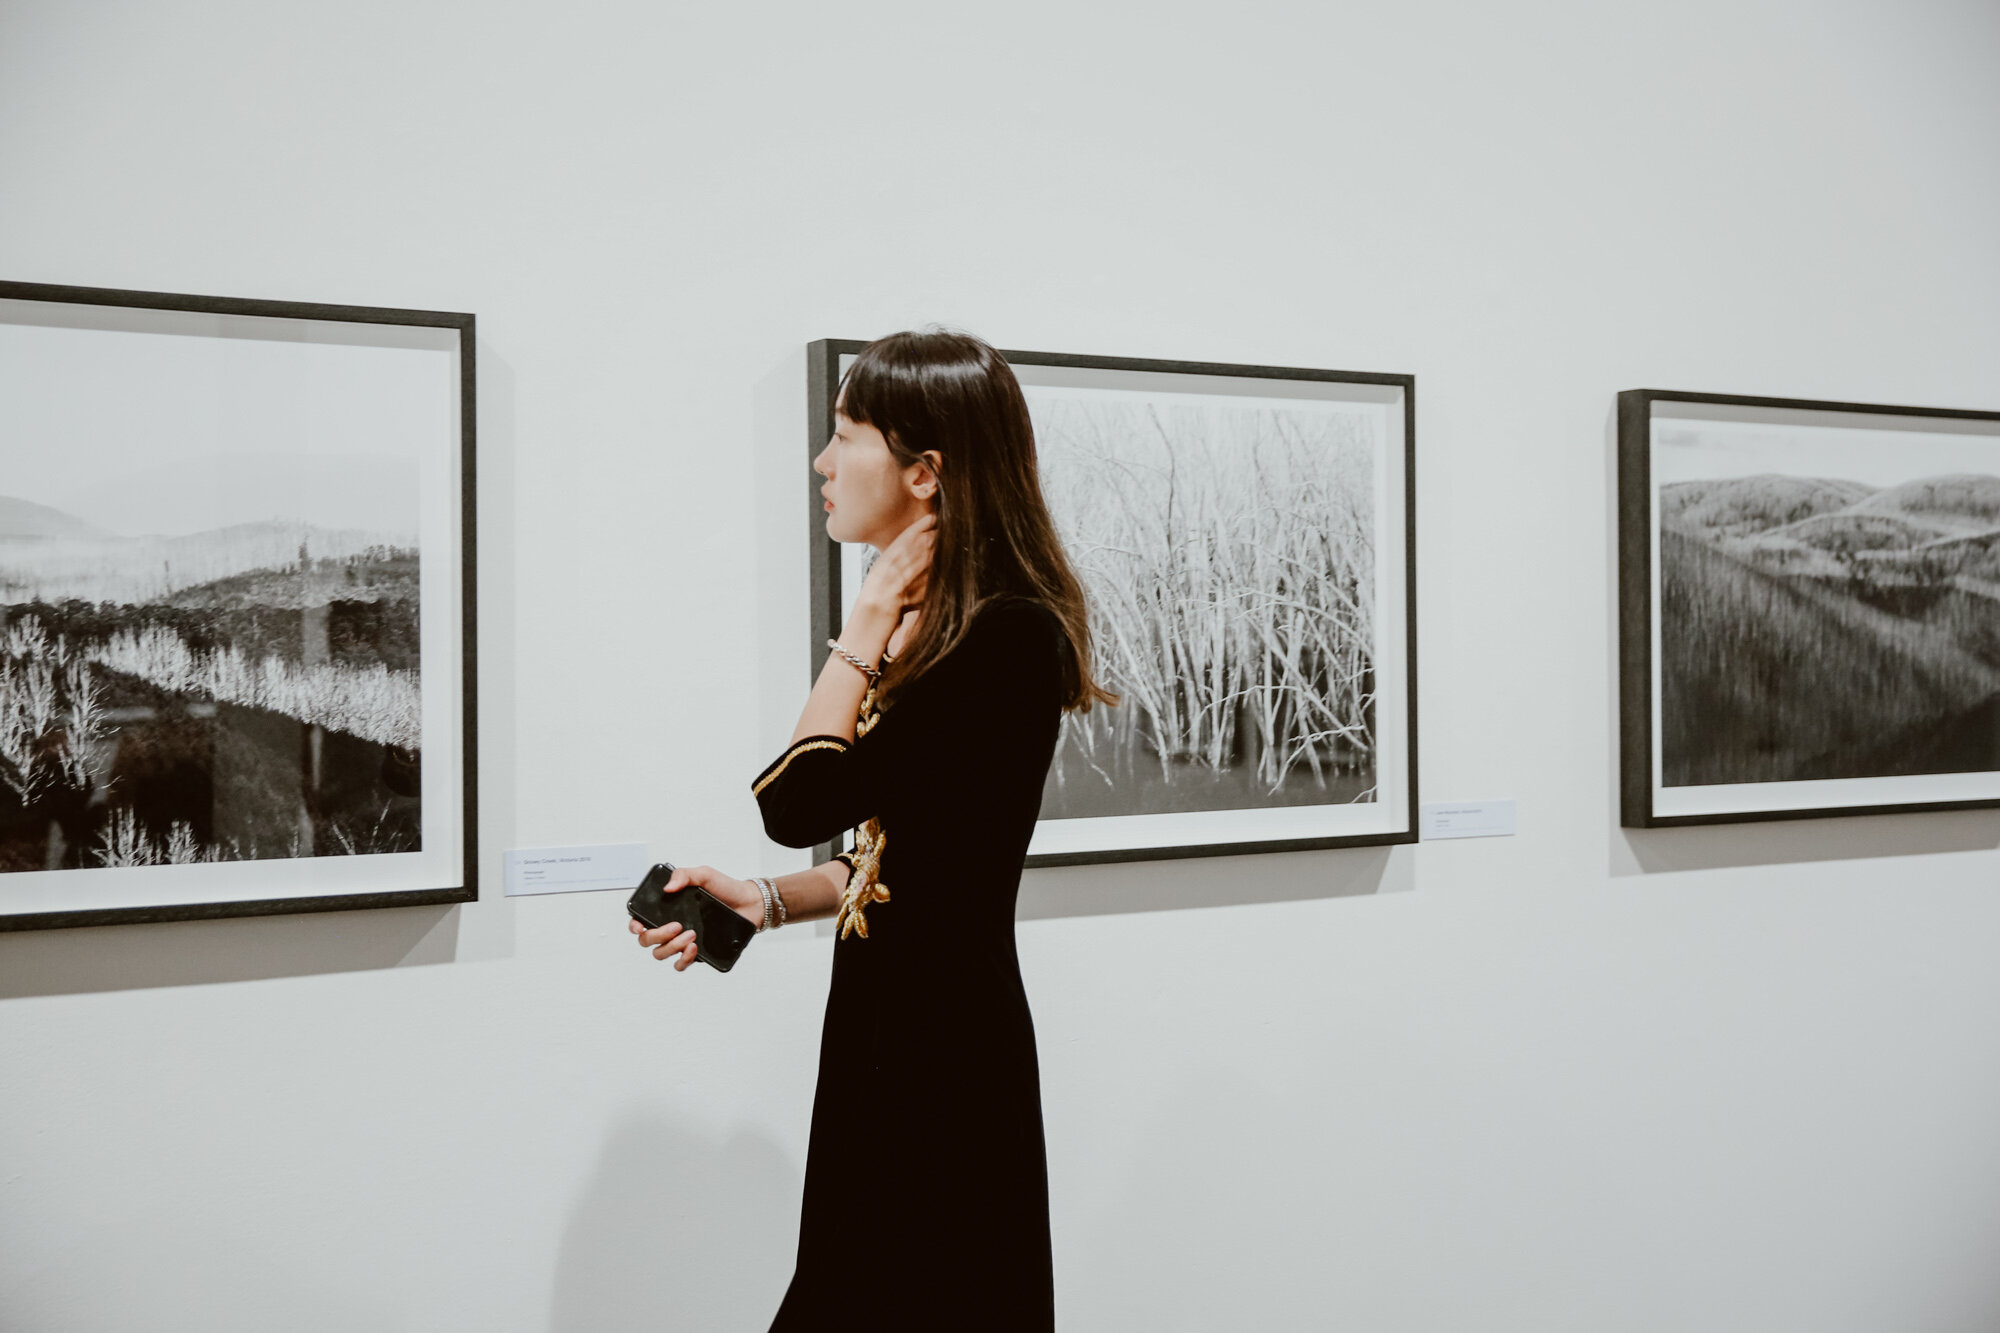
910, 450, 944, 501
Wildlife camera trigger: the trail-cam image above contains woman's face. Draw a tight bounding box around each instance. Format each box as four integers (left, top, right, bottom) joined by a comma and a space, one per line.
814, 403, 937, 549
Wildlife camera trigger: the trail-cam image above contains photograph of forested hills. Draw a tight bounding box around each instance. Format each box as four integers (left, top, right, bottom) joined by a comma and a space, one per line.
0, 498, 422, 871
0, 300, 448, 888
1659, 449, 2000, 787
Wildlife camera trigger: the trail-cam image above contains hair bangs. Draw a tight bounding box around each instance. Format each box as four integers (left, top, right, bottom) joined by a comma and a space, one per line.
834, 343, 913, 437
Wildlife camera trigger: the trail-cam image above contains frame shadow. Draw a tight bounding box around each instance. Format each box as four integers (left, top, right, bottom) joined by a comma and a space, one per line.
0, 901, 462, 999
1017, 843, 1406, 921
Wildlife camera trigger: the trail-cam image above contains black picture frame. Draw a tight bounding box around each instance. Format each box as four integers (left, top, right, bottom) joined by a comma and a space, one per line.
807, 339, 1418, 867
0, 280, 477, 929
1619, 387, 2000, 828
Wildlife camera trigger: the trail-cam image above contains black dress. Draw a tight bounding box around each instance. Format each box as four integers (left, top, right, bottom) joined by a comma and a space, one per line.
751, 594, 1064, 1332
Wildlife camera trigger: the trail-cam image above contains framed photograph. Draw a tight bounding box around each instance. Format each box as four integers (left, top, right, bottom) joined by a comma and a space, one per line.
807, 340, 1416, 866
0, 281, 475, 929
1619, 388, 2000, 827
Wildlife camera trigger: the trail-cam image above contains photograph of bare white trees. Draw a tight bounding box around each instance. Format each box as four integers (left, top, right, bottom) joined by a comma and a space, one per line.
0, 284, 473, 927
817, 344, 1415, 864
1622, 390, 2000, 826
1030, 385, 1380, 811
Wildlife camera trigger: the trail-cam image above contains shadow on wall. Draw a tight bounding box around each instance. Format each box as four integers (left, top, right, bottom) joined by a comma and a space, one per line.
549, 1110, 799, 1333
0, 901, 462, 1000
1017, 844, 1407, 923
1054, 1070, 1344, 1333
1612, 808, 2000, 878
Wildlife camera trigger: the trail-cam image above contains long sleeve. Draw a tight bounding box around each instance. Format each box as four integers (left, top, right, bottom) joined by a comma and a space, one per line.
751, 598, 1061, 849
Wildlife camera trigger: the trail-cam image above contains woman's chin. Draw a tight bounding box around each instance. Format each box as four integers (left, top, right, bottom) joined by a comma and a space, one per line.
823, 512, 882, 549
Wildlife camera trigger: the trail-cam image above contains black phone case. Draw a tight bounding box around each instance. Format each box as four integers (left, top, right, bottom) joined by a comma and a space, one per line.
626, 863, 755, 972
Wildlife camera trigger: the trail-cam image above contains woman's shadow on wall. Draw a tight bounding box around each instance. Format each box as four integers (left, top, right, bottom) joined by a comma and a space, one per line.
549, 1110, 798, 1332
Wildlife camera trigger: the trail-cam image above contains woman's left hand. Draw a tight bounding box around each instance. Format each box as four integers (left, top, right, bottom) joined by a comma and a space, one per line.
627, 864, 762, 971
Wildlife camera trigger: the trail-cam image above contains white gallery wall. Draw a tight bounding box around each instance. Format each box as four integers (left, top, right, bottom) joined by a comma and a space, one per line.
4, 1, 1999, 1328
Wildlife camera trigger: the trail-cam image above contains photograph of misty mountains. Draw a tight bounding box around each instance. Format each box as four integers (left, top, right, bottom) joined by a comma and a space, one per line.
1654, 409, 2000, 793
0, 289, 465, 921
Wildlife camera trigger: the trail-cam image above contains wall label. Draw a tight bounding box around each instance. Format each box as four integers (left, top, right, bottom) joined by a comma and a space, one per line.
1419, 801, 1516, 840
503, 842, 650, 896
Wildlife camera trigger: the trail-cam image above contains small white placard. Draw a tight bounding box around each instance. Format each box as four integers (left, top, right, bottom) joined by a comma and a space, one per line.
1419, 800, 1516, 840
503, 842, 651, 896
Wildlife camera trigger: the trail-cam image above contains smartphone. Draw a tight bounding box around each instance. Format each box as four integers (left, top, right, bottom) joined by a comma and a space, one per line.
626, 862, 756, 973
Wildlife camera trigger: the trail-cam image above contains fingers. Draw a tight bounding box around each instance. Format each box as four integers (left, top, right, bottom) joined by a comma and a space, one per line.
637, 921, 683, 947
889, 516, 936, 551
634, 918, 699, 969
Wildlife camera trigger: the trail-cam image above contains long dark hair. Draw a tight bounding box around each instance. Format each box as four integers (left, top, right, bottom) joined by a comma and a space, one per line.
839, 328, 1118, 715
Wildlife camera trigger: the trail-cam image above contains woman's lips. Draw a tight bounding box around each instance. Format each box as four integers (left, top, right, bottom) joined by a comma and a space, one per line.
823, 499, 834, 511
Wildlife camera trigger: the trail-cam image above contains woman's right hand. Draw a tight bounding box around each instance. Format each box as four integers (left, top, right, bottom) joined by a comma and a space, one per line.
855, 512, 936, 621
628, 864, 763, 971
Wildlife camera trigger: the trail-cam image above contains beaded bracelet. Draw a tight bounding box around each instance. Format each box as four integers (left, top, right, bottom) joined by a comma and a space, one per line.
751, 876, 784, 931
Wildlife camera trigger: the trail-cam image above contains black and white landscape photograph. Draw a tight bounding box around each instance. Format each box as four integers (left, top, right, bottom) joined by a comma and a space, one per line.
0, 289, 470, 925
828, 352, 1415, 860
1645, 400, 2000, 820
1028, 383, 1385, 812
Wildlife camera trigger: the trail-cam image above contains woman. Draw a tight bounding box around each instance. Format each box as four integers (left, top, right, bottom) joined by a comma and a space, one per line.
629, 328, 1117, 1331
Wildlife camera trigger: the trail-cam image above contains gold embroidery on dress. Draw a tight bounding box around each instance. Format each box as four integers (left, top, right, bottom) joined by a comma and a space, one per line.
752, 737, 849, 797
834, 655, 893, 939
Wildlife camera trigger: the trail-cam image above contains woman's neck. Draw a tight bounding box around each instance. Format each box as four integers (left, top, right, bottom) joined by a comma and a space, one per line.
887, 609, 919, 658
